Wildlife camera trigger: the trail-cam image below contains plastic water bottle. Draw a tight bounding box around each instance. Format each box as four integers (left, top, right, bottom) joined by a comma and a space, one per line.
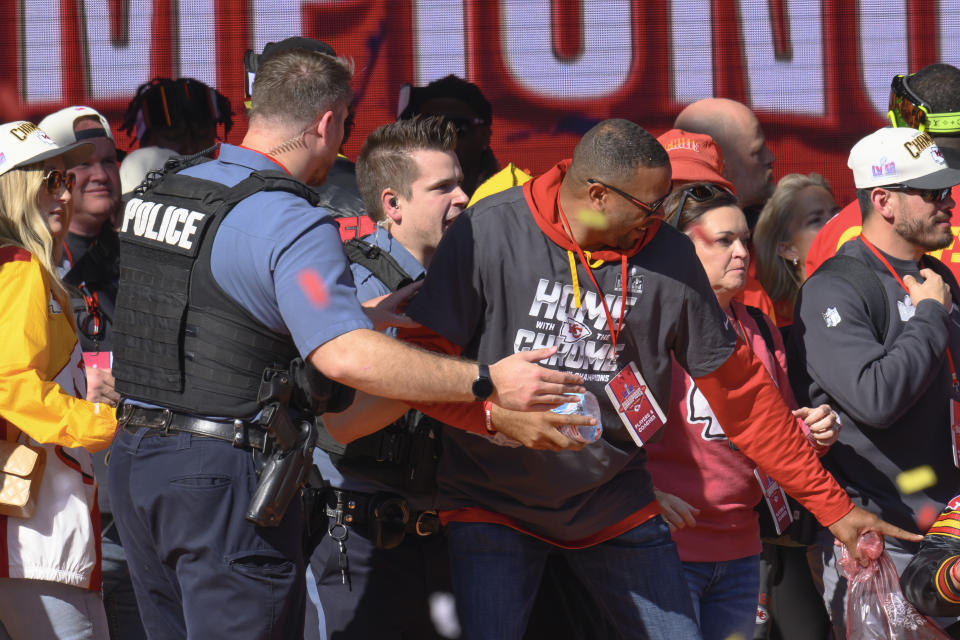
553, 391, 603, 443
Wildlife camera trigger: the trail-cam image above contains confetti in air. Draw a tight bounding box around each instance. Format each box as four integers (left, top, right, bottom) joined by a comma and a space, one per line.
297, 269, 329, 307
576, 208, 609, 230
896, 465, 937, 494
916, 501, 939, 531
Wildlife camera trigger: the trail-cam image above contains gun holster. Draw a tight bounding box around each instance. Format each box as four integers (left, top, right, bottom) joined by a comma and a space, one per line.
245, 369, 318, 527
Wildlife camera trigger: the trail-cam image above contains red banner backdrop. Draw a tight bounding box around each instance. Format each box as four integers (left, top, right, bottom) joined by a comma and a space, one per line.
2, 0, 959, 204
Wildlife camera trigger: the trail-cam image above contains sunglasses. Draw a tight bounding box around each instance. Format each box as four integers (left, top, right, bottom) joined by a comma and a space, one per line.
668, 183, 734, 228
586, 178, 668, 217
882, 184, 953, 203
43, 169, 75, 195
888, 74, 960, 134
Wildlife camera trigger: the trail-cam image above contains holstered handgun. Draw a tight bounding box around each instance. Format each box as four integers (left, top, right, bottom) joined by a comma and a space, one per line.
245, 367, 317, 527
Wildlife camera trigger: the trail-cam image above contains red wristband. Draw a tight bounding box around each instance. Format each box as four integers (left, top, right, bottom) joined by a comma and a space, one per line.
482, 401, 495, 433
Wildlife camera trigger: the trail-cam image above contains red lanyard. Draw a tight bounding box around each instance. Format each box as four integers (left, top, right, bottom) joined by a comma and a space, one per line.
860, 235, 958, 388
556, 203, 628, 351
62, 238, 104, 340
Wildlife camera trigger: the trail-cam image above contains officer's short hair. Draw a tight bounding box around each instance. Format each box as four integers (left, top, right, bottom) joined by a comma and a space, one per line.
356, 116, 457, 222
568, 119, 669, 186
249, 49, 353, 129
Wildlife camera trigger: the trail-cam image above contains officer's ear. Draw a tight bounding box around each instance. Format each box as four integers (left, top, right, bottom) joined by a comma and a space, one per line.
313, 110, 336, 149
382, 188, 402, 223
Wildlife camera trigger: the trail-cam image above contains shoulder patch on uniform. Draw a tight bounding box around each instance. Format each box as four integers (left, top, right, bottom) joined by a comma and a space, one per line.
822, 307, 841, 327
0, 246, 31, 264
947, 495, 960, 511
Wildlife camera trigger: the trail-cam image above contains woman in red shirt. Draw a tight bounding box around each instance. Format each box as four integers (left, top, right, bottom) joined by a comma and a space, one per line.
646, 183, 838, 640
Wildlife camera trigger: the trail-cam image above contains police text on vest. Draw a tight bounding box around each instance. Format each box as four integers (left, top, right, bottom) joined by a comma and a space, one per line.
122, 198, 206, 250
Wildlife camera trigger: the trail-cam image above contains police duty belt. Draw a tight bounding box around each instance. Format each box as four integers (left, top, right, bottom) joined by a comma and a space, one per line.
118, 403, 267, 450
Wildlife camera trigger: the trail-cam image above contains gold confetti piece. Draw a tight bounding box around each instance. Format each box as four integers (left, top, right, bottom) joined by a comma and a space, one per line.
576, 208, 608, 230
725, 634, 746, 640
897, 465, 938, 494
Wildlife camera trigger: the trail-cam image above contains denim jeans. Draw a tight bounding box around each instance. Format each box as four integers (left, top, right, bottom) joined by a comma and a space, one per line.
445, 516, 702, 640
0, 578, 108, 640
681, 555, 759, 640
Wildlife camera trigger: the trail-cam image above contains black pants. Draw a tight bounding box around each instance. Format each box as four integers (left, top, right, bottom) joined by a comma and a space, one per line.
310, 525, 451, 639
755, 543, 830, 640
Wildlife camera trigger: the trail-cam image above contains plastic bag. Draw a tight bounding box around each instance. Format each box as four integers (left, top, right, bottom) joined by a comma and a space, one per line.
839, 532, 951, 639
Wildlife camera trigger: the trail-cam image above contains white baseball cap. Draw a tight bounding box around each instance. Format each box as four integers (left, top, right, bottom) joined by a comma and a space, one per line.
848, 127, 960, 190
38, 105, 114, 145
120, 146, 177, 195
0, 121, 93, 178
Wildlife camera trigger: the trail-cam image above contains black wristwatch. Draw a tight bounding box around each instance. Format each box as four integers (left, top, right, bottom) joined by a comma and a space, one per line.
472, 364, 494, 401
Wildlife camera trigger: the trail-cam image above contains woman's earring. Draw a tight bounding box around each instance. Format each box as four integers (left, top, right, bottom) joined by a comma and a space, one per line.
792, 258, 799, 267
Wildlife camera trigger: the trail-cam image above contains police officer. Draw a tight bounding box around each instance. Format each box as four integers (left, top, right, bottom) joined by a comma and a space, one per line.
107, 48, 583, 639
308, 116, 467, 639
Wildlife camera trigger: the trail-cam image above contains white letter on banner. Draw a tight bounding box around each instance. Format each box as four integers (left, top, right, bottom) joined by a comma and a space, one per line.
252, 0, 302, 58
740, 0, 824, 115
501, 0, 632, 99
859, 0, 907, 117
23, 0, 62, 102
413, 0, 466, 85
940, 0, 960, 69
83, 0, 154, 98
671, 0, 714, 105
177, 0, 216, 87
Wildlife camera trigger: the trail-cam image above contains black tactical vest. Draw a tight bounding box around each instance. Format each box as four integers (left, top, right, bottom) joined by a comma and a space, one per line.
113, 161, 321, 418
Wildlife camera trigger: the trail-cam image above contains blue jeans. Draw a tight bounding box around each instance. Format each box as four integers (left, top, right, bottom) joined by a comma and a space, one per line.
0, 578, 109, 640
445, 516, 702, 640
681, 555, 760, 640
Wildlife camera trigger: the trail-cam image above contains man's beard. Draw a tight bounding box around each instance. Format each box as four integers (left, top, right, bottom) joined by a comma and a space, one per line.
895, 211, 955, 252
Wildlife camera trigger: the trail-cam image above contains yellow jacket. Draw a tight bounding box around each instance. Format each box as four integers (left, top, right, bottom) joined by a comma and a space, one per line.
0, 247, 116, 450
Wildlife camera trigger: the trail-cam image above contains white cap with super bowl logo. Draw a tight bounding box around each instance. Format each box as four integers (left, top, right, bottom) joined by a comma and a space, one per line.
848, 126, 960, 190
0, 121, 93, 178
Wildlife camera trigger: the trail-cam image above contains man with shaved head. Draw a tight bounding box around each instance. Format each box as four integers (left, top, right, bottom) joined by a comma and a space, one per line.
322, 118, 919, 639
674, 97, 776, 223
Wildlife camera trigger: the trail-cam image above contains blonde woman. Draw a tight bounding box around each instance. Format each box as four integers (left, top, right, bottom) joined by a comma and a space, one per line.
0, 121, 118, 640
753, 173, 840, 326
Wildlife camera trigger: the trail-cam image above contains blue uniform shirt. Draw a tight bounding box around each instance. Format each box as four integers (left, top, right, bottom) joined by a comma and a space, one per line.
181, 144, 372, 357
349, 227, 425, 335
314, 227, 429, 506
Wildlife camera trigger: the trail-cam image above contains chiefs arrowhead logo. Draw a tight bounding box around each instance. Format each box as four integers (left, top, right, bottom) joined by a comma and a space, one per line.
559, 318, 593, 344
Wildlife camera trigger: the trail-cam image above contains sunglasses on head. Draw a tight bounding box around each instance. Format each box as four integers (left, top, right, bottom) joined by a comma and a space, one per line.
882, 184, 953, 203
668, 183, 734, 228
43, 169, 75, 195
586, 178, 668, 217
888, 74, 960, 134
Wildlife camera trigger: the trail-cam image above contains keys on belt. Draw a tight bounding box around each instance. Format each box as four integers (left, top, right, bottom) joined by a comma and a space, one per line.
117, 402, 267, 450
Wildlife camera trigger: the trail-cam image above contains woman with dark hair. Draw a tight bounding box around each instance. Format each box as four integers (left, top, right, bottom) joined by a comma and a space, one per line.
645, 182, 838, 640
0, 121, 118, 639
753, 173, 840, 326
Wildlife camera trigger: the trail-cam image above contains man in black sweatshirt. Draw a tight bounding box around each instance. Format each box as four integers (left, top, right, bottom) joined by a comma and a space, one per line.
790, 126, 960, 638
